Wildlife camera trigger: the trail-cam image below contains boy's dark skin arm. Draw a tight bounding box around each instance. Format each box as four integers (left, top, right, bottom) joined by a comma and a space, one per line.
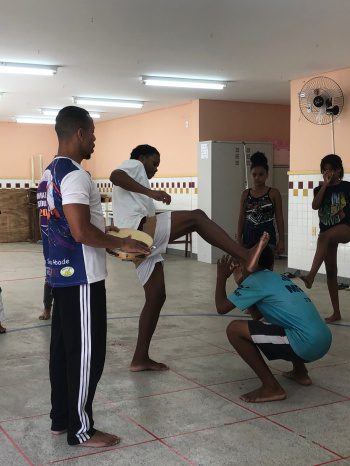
215, 255, 238, 314
110, 169, 171, 204
216, 255, 263, 319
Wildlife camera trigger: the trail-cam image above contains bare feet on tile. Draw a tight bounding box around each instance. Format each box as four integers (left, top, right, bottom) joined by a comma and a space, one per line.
240, 384, 286, 403
282, 370, 312, 386
325, 313, 342, 323
79, 430, 120, 448
129, 358, 169, 372
299, 275, 313, 289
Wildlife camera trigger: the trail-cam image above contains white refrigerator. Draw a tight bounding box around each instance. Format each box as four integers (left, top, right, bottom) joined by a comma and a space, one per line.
197, 141, 273, 264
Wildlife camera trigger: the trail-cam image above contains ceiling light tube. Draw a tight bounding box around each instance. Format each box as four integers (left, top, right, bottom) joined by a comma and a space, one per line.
41, 109, 101, 119
141, 76, 226, 90
73, 97, 143, 109
16, 117, 55, 124
0, 62, 57, 76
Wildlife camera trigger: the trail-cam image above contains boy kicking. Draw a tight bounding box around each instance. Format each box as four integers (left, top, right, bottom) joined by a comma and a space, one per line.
215, 233, 332, 403
110, 144, 265, 372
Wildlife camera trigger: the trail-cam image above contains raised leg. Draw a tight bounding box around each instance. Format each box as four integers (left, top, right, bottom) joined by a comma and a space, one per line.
300, 224, 350, 289
170, 210, 268, 272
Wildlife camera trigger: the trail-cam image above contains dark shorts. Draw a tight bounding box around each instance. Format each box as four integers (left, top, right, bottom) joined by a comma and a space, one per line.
248, 320, 306, 363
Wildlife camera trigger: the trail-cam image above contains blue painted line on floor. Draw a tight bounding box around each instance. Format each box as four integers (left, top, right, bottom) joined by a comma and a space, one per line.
3, 313, 350, 334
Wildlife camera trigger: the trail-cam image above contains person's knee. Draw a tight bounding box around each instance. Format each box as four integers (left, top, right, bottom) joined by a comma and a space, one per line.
226, 320, 241, 341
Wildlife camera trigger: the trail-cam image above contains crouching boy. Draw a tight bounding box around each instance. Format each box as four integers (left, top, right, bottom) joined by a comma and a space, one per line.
215, 234, 332, 403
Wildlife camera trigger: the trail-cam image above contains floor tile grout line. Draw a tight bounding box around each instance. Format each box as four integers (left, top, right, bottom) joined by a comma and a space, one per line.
40, 439, 158, 465
0, 275, 45, 283
315, 455, 350, 466
158, 415, 262, 441
267, 398, 350, 417
110, 406, 198, 465
265, 417, 344, 460
169, 368, 265, 418
0, 412, 50, 424
0, 423, 36, 466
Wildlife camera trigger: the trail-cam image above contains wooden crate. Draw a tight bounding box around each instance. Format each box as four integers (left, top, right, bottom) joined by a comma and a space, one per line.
0, 189, 31, 242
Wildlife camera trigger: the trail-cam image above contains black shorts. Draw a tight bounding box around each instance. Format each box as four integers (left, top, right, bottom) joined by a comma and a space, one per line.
248, 320, 306, 363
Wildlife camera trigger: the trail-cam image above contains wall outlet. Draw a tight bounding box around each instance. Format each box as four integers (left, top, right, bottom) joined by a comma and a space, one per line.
311, 226, 317, 236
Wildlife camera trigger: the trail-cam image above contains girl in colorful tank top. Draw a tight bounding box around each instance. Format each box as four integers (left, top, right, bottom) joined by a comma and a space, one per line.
237, 152, 285, 254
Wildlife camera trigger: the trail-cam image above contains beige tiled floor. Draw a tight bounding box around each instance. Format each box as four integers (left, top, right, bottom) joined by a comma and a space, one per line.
0, 243, 349, 465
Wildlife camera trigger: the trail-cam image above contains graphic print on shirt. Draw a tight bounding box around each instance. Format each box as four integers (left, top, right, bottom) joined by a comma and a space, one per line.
37, 158, 87, 286
244, 190, 274, 226
319, 191, 347, 227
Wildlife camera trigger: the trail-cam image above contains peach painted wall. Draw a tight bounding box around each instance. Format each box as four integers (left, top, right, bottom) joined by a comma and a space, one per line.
199, 100, 290, 159
89, 101, 199, 178
0, 122, 57, 178
290, 68, 350, 172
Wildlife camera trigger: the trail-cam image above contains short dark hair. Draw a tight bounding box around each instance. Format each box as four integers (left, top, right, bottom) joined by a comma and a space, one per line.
250, 151, 269, 173
258, 245, 274, 270
130, 144, 159, 160
55, 106, 92, 140
320, 154, 344, 179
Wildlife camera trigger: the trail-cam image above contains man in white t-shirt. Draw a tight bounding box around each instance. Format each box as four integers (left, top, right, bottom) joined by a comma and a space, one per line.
110, 144, 265, 372
38, 107, 150, 448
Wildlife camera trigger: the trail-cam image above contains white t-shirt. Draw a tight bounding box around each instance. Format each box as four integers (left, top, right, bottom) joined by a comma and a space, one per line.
112, 159, 155, 229
38, 157, 107, 286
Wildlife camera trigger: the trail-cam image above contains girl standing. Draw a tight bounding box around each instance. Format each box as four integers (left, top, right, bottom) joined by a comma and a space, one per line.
237, 152, 285, 254
301, 154, 350, 322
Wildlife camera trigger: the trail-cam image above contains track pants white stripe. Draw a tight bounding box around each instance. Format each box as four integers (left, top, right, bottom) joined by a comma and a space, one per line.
76, 284, 92, 443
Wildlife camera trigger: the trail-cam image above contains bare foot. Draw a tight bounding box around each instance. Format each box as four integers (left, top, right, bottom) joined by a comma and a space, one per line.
79, 430, 120, 448
325, 313, 342, 323
39, 309, 51, 320
51, 429, 67, 435
246, 232, 270, 273
0, 323, 6, 334
299, 275, 313, 289
129, 358, 169, 372
240, 384, 286, 403
282, 370, 312, 386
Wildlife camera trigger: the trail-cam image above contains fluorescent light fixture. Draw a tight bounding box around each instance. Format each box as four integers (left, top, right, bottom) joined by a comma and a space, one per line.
0, 62, 57, 76
141, 76, 226, 90
41, 108, 101, 119
16, 117, 55, 125
73, 97, 143, 109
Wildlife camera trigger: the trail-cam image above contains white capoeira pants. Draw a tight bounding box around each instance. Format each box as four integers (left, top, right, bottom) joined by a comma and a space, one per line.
135, 212, 172, 286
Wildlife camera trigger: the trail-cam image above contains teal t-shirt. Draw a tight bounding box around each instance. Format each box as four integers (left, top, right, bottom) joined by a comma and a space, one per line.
228, 270, 332, 362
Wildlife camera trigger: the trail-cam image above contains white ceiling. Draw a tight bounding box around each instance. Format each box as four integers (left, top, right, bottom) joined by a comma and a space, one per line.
1, 0, 350, 122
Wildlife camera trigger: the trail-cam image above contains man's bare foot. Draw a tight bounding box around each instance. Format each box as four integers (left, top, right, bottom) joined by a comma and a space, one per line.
299, 275, 313, 289
79, 430, 120, 448
240, 384, 286, 403
51, 429, 67, 435
325, 313, 341, 323
129, 358, 169, 372
282, 370, 312, 386
39, 309, 51, 320
0, 323, 6, 334
246, 232, 270, 273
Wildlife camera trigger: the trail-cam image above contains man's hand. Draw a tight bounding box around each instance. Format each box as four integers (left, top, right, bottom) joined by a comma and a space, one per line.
217, 255, 234, 280
120, 236, 151, 255
149, 190, 171, 205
